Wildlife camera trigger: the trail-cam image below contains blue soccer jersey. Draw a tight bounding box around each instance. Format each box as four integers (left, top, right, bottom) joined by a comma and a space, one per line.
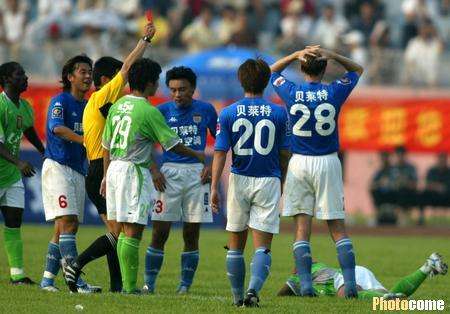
44, 92, 86, 175
215, 97, 290, 179
271, 71, 360, 155
158, 99, 217, 164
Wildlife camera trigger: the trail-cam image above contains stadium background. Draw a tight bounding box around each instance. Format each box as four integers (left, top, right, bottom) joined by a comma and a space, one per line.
1, 0, 449, 228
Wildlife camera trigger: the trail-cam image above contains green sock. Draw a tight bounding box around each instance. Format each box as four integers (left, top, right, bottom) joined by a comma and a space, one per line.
120, 236, 140, 293
3, 227, 25, 280
357, 290, 384, 299
390, 269, 427, 297
117, 233, 126, 279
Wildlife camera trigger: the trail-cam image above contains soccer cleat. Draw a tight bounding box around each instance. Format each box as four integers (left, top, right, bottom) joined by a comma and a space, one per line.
10, 277, 36, 285
41, 285, 60, 292
176, 285, 189, 295
233, 300, 244, 307
142, 284, 154, 294
243, 289, 260, 308
426, 253, 448, 277
77, 283, 102, 294
63, 262, 82, 293
286, 277, 301, 296
383, 292, 406, 300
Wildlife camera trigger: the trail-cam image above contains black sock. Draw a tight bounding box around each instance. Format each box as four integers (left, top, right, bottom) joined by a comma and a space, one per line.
106, 248, 122, 292
75, 233, 117, 269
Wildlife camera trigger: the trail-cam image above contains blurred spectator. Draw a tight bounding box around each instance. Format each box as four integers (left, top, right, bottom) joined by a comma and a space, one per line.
344, 0, 384, 21
404, 19, 443, 87
277, 0, 313, 53
0, 0, 29, 60
312, 3, 348, 49
436, 0, 450, 46
421, 153, 450, 208
342, 31, 368, 84
181, 5, 220, 53
216, 5, 237, 44
367, 20, 396, 84
227, 10, 257, 47
350, 1, 379, 46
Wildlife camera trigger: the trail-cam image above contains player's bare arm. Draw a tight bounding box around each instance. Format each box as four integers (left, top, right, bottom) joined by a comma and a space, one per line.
170, 143, 205, 164
0, 143, 35, 177
314, 47, 364, 76
150, 154, 166, 192
23, 127, 45, 155
53, 125, 84, 145
99, 148, 110, 198
210, 150, 226, 213
270, 46, 320, 73
200, 164, 212, 184
120, 23, 156, 81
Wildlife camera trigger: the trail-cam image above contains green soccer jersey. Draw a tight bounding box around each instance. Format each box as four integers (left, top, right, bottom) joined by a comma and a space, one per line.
102, 95, 181, 167
287, 262, 340, 296
0, 92, 34, 188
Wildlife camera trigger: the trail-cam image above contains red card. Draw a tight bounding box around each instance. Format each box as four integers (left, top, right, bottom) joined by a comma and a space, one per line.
146, 9, 153, 22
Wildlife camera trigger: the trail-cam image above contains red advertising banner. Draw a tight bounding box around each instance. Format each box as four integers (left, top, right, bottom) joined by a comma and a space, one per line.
15, 85, 450, 152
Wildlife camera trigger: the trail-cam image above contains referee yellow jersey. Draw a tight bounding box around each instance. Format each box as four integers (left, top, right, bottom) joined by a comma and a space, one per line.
83, 72, 126, 161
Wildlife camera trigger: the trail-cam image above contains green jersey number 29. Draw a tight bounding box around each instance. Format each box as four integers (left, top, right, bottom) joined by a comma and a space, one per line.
111, 115, 132, 150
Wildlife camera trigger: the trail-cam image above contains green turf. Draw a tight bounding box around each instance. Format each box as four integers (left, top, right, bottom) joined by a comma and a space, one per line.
0, 225, 449, 313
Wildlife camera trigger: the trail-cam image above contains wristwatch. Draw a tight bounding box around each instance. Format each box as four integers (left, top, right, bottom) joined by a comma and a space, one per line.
142, 35, 152, 43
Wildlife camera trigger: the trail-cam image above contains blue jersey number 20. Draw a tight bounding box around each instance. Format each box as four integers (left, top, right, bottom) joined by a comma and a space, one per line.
232, 118, 275, 156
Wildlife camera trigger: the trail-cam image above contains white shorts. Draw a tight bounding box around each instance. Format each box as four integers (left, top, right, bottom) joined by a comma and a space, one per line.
152, 163, 212, 223
106, 160, 154, 225
334, 265, 386, 292
42, 159, 85, 222
283, 153, 345, 220
0, 179, 24, 208
226, 173, 281, 234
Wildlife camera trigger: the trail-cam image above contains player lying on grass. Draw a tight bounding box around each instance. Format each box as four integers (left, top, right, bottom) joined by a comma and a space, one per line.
277, 253, 448, 299
0, 62, 45, 285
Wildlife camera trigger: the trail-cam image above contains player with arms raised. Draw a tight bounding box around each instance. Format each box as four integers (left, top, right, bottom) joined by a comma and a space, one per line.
270, 46, 363, 298
100, 58, 204, 294
211, 59, 290, 307
0, 62, 45, 285
145, 66, 217, 294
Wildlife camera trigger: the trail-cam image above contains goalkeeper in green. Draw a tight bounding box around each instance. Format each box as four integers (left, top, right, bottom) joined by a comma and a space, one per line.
278, 253, 447, 299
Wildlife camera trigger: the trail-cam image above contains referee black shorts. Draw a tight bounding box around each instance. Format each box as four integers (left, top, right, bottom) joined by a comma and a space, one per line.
86, 158, 107, 215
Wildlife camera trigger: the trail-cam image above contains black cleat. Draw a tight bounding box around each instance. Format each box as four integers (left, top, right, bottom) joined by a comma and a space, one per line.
62, 260, 82, 293
233, 300, 244, 307
243, 289, 260, 307
10, 277, 36, 285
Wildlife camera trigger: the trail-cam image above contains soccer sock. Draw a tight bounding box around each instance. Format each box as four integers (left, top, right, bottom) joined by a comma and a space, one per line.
390, 269, 427, 297
75, 232, 117, 269
357, 290, 384, 299
144, 246, 164, 291
40, 242, 61, 287
248, 247, 271, 293
120, 236, 140, 293
180, 250, 199, 289
117, 233, 126, 278
59, 233, 78, 264
3, 227, 25, 280
106, 248, 122, 292
336, 238, 357, 296
293, 240, 313, 295
226, 250, 245, 304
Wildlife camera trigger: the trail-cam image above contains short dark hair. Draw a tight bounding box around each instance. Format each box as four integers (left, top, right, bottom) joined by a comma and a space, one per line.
128, 58, 162, 92
237, 58, 271, 94
0, 61, 21, 87
61, 55, 93, 91
93, 57, 123, 88
165, 66, 197, 88
301, 55, 327, 76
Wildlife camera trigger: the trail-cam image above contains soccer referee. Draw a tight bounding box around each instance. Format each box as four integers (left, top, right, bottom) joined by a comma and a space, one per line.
63, 23, 157, 293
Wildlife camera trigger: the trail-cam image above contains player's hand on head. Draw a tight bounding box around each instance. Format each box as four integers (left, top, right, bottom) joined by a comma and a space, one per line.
99, 177, 107, 198
17, 160, 35, 177
200, 165, 212, 185
297, 46, 320, 62
144, 23, 156, 40
151, 168, 166, 192
210, 189, 220, 214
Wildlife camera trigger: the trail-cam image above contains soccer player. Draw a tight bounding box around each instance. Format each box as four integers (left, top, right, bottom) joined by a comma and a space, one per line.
211, 59, 291, 307
144, 66, 217, 294
100, 58, 205, 294
63, 23, 156, 293
278, 253, 448, 299
270, 46, 364, 298
0, 62, 45, 285
40, 55, 100, 293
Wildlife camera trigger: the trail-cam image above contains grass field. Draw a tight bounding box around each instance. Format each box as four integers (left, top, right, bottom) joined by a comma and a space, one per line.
0, 225, 449, 313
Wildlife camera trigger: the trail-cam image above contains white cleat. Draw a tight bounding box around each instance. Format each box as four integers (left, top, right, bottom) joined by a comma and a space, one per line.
41, 285, 60, 292
77, 283, 102, 294
427, 253, 448, 277
176, 285, 189, 295
142, 284, 154, 294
